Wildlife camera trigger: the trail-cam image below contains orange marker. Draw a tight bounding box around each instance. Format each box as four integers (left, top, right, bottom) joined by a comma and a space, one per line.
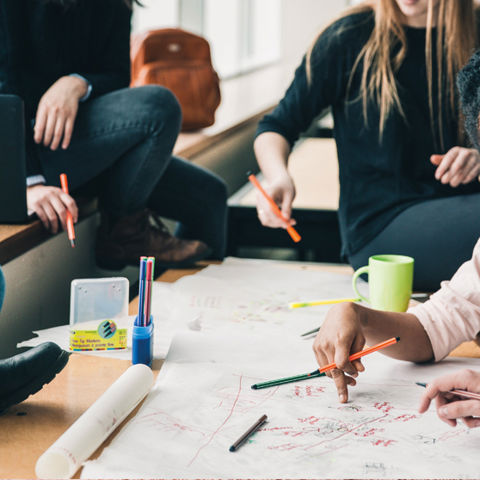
59, 173, 76, 248
251, 337, 400, 389
247, 172, 301, 243
318, 336, 400, 374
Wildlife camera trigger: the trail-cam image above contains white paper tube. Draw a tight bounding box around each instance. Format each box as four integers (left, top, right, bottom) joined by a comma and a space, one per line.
35, 364, 153, 479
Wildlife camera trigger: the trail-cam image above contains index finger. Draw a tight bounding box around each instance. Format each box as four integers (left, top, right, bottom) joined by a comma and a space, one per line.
256, 192, 287, 228
430, 154, 444, 166
330, 369, 350, 403
418, 371, 473, 413
434, 149, 458, 180
34, 106, 47, 144
60, 192, 78, 223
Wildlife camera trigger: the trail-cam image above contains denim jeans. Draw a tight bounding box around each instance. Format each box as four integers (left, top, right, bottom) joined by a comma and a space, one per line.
0, 266, 4, 311
35, 86, 228, 259
349, 193, 480, 291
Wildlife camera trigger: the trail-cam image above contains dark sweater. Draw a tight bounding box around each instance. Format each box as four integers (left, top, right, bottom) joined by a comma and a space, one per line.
0, 0, 131, 176
256, 10, 480, 257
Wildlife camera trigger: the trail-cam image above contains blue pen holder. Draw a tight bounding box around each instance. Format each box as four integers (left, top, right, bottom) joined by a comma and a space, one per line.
132, 316, 154, 367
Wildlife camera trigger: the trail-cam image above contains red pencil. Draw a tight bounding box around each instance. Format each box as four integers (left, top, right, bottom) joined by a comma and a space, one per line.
247, 173, 301, 243
144, 258, 153, 326
59, 173, 76, 248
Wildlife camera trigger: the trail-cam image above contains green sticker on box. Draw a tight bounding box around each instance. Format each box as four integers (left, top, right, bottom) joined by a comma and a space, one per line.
70, 319, 127, 351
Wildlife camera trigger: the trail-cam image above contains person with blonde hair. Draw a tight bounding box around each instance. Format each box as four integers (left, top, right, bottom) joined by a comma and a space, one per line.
255, 0, 480, 291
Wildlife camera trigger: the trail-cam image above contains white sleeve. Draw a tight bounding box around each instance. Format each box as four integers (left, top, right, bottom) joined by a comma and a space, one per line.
408, 239, 480, 361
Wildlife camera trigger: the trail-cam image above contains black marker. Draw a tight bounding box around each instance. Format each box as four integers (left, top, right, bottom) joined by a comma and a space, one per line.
229, 414, 267, 452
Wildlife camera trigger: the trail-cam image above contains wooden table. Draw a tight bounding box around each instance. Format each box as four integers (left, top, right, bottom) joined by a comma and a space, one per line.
1, 262, 480, 478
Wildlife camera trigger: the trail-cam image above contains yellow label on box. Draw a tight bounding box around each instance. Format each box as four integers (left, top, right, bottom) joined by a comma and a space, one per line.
70, 319, 127, 351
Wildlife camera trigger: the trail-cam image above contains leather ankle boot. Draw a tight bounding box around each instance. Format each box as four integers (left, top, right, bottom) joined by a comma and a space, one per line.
95, 209, 211, 270
0, 342, 69, 411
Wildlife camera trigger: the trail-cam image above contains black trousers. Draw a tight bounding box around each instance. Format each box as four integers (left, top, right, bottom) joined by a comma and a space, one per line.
36, 86, 228, 259
349, 193, 480, 291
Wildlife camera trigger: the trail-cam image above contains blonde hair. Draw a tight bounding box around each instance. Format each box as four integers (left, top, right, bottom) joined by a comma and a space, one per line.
307, 0, 477, 148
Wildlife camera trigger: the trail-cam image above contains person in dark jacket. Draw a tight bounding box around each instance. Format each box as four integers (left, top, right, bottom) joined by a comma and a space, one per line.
0, 0, 228, 268
254, 0, 480, 291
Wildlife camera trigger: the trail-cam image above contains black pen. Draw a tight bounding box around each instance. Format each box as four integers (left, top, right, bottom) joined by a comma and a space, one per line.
229, 414, 267, 452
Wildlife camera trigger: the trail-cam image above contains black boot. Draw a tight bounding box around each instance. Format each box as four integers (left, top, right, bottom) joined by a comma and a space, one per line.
0, 342, 69, 411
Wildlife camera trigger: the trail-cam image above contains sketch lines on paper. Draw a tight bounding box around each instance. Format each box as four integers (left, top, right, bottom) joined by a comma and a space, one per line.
132, 372, 470, 472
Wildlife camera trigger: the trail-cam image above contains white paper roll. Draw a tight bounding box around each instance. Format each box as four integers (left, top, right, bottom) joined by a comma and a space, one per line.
35, 364, 154, 479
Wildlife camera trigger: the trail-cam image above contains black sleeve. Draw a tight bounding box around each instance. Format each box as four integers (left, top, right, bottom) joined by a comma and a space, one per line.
0, 0, 42, 177
77, 2, 132, 98
256, 15, 365, 147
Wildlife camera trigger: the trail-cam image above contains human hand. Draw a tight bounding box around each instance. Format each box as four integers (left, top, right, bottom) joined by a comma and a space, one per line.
255, 173, 297, 229
431, 147, 480, 187
27, 184, 78, 234
34, 76, 88, 151
418, 369, 480, 428
312, 302, 366, 403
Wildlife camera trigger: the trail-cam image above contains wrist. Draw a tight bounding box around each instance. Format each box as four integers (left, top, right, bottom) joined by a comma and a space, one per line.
66, 75, 89, 100
347, 302, 369, 330
264, 169, 291, 185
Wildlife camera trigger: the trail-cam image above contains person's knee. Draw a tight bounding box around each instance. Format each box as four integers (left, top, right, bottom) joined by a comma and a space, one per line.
131, 85, 182, 134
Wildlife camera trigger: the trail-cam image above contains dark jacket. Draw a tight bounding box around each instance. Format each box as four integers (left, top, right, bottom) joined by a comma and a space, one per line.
0, 0, 132, 175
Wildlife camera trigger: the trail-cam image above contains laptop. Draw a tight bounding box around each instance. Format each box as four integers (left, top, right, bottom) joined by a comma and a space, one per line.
0, 94, 29, 223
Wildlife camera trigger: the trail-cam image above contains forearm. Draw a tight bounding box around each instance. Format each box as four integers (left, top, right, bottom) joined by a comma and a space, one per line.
355, 303, 434, 362
254, 132, 291, 180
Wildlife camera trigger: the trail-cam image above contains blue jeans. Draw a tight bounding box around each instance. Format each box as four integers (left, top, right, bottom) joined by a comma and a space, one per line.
35, 86, 227, 258
349, 193, 480, 291
0, 266, 4, 311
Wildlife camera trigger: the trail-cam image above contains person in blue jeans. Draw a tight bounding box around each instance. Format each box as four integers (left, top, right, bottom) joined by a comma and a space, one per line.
0, 267, 69, 411
0, 0, 227, 268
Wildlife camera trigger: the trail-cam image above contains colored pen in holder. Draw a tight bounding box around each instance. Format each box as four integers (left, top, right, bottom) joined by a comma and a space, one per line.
133, 256, 155, 367
132, 316, 154, 367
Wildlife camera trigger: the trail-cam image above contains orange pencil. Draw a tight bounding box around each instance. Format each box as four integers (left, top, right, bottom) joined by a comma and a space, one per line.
247, 172, 301, 243
251, 337, 400, 389
318, 336, 400, 374
59, 173, 76, 248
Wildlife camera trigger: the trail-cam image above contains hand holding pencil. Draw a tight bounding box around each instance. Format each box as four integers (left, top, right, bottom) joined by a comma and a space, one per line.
418, 369, 480, 428
249, 172, 301, 243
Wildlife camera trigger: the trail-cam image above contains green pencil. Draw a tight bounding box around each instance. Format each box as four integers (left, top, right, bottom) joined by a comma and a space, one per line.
251, 337, 400, 390
251, 370, 325, 389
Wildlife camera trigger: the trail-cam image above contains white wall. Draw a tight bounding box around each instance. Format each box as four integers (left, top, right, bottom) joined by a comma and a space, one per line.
281, 0, 350, 66
132, 0, 179, 33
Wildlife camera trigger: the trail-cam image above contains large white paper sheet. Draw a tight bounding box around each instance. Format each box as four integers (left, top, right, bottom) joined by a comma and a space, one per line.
158, 258, 362, 339
83, 331, 480, 479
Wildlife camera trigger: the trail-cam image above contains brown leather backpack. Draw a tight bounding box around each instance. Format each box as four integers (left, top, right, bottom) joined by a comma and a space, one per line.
131, 28, 221, 131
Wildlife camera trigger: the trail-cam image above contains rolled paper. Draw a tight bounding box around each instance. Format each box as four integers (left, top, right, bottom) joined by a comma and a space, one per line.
35, 364, 154, 479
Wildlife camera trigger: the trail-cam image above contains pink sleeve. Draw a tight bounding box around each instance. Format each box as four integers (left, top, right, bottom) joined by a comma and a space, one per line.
408, 239, 480, 361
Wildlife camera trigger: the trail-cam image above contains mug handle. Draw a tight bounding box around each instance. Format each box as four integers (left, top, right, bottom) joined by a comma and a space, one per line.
352, 266, 370, 304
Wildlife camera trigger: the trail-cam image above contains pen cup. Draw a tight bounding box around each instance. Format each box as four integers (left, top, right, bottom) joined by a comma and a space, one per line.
132, 316, 154, 367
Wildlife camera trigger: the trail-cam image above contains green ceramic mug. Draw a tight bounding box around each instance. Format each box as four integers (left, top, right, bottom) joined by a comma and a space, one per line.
352, 254, 414, 312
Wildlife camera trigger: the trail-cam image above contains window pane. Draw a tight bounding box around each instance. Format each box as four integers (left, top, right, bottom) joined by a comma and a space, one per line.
132, 0, 179, 34
204, 0, 242, 78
